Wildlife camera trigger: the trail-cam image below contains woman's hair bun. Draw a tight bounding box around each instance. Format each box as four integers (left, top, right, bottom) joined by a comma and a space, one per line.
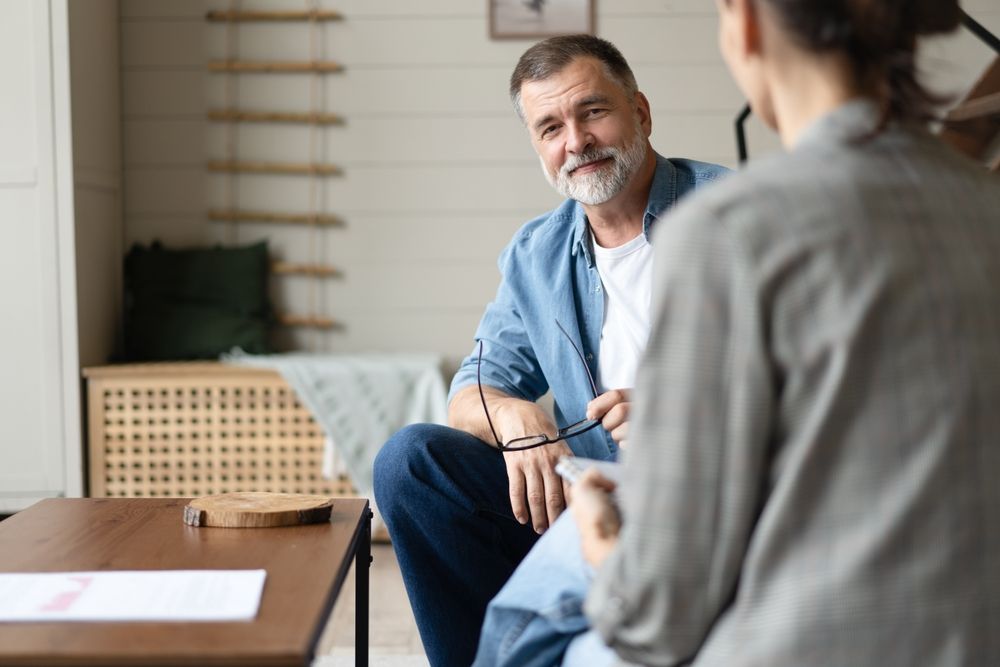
766, 0, 965, 122
844, 0, 962, 40
912, 0, 962, 36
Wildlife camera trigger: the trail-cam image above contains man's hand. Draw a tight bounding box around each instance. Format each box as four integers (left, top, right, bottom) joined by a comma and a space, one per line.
448, 385, 571, 533
569, 468, 621, 567
493, 400, 572, 533
586, 388, 631, 447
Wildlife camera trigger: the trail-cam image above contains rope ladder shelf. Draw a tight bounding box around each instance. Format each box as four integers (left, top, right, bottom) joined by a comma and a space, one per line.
208, 109, 345, 125
271, 262, 342, 278
210, 3, 345, 332
946, 91, 1000, 123
208, 209, 345, 227
277, 314, 340, 330
208, 60, 343, 73
206, 10, 344, 22
207, 160, 342, 176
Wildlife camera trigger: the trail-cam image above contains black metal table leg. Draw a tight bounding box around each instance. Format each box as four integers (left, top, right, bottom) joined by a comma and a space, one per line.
355, 508, 372, 667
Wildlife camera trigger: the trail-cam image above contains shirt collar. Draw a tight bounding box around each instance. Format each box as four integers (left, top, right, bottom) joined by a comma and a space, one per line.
794, 98, 883, 151
572, 152, 676, 267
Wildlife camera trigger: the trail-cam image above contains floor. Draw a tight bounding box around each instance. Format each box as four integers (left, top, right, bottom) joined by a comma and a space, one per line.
314, 543, 428, 666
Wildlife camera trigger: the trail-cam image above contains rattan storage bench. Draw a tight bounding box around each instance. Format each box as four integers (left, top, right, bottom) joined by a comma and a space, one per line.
83, 362, 356, 499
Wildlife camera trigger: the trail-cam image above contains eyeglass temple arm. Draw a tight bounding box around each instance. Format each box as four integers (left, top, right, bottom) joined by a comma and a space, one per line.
476, 341, 504, 447
555, 319, 599, 399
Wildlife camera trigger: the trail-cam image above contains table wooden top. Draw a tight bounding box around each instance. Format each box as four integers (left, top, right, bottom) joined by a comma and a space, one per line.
0, 497, 369, 667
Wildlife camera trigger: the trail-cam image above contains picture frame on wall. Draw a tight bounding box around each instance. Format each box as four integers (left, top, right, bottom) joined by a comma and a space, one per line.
489, 0, 595, 40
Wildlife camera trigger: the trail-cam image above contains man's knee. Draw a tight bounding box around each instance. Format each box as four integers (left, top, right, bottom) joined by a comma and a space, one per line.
374, 423, 456, 511
375, 423, 433, 486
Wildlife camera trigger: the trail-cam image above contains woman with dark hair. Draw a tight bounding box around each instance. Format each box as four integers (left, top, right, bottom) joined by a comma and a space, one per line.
475, 1, 1000, 665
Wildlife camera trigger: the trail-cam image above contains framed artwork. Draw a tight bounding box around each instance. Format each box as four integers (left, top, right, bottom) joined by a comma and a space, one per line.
489, 0, 595, 40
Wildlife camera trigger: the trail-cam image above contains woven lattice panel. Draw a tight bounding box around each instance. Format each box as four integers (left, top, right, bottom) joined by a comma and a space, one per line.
85, 363, 356, 499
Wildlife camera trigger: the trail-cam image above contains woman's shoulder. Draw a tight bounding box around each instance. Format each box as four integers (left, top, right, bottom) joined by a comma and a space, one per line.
658, 125, 1000, 272
673, 126, 995, 230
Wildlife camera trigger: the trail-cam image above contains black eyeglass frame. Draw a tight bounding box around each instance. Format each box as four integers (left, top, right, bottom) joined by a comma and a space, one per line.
477, 319, 602, 452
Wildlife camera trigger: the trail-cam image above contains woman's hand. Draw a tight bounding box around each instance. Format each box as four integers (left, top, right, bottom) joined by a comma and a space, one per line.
569, 468, 621, 567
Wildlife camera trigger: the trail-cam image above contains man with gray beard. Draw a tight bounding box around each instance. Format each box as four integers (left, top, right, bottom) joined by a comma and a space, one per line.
373, 35, 728, 667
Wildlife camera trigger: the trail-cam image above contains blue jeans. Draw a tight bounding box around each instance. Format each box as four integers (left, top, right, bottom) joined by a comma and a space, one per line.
473, 510, 617, 667
373, 424, 540, 667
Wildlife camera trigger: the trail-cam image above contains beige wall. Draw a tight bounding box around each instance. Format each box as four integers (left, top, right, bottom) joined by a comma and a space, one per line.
119, 0, 1000, 368
70, 0, 123, 368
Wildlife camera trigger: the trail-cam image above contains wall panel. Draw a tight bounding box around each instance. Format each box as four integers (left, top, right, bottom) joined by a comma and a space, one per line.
119, 0, 997, 368
127, 112, 753, 168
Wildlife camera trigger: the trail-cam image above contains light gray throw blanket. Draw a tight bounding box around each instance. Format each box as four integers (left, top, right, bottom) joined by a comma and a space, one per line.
224, 352, 447, 532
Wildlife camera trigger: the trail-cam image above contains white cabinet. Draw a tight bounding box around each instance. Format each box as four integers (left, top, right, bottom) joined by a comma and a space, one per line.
0, 0, 83, 512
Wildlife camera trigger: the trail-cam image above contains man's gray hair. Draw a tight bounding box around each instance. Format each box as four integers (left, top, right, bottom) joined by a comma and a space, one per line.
509, 35, 639, 123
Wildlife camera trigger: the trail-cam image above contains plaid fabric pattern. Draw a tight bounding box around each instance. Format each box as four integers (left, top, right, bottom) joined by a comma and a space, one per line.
587, 101, 1000, 666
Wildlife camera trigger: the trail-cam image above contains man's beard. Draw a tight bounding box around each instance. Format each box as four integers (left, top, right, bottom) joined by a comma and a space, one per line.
541, 125, 648, 206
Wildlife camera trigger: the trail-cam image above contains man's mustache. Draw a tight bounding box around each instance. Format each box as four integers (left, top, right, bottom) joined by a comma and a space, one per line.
560, 148, 617, 178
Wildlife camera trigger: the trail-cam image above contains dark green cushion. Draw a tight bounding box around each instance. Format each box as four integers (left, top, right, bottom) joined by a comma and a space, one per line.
124, 241, 272, 360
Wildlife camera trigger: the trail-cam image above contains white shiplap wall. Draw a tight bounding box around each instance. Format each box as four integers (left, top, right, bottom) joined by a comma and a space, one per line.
120, 0, 1000, 368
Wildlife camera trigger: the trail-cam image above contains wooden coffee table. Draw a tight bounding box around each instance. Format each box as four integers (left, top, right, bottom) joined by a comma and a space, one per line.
0, 497, 372, 666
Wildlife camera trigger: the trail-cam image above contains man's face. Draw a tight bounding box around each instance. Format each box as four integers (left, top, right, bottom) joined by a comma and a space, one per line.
519, 56, 651, 206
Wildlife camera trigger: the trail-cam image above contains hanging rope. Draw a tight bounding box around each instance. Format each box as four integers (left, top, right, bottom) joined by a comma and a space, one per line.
223, 0, 242, 246
306, 0, 319, 350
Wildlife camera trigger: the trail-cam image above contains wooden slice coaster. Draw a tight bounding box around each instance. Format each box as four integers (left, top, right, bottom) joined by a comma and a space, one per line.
183, 492, 335, 528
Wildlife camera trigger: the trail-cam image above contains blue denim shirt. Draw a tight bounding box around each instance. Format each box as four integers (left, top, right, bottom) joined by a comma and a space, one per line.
449, 153, 729, 460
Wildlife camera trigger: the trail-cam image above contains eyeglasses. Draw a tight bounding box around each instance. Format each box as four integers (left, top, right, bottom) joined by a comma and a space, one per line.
477, 319, 601, 452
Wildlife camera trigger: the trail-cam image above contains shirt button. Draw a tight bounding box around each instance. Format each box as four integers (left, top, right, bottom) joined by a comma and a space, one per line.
586, 353, 594, 361
595, 286, 602, 293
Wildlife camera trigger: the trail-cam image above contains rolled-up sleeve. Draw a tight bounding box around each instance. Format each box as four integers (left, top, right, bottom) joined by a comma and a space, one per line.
585, 202, 774, 665
448, 240, 549, 405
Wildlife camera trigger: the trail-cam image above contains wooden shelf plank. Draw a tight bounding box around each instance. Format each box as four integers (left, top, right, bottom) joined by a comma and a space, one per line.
206, 10, 344, 22
208, 60, 344, 74
278, 314, 339, 329
947, 91, 1000, 122
207, 109, 345, 125
939, 57, 1000, 161
271, 262, 342, 277
208, 209, 345, 226
207, 160, 342, 176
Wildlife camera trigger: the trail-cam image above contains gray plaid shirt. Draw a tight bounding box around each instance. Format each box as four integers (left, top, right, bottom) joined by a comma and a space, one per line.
586, 100, 1000, 666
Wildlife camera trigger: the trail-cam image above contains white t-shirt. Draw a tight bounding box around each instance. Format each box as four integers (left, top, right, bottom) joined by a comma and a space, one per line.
592, 231, 654, 392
